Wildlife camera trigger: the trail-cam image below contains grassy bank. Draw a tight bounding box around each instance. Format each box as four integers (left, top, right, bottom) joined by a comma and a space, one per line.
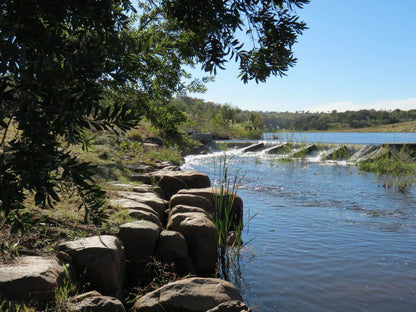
357, 145, 416, 192
327, 120, 416, 133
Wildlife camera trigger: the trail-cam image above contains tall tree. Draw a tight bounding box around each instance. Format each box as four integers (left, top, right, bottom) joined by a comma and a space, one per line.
0, 0, 308, 228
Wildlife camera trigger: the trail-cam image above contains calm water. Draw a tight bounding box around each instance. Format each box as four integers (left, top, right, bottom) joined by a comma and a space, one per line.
262, 132, 416, 144
182, 133, 416, 312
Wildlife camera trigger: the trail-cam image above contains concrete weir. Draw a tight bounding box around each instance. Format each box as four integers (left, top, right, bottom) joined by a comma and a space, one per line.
214, 140, 415, 164
288, 144, 317, 158
263, 143, 288, 154
240, 142, 265, 153
320, 145, 348, 161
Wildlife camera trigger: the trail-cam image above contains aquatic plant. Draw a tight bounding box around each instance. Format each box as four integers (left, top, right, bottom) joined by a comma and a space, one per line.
212, 155, 245, 279
358, 145, 416, 192
254, 156, 262, 165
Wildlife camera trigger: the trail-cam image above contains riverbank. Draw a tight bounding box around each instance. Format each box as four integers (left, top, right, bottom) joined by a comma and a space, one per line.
0, 129, 251, 311
0, 160, 250, 312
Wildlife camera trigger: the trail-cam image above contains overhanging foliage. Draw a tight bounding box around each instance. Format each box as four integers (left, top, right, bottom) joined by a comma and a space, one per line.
0, 0, 308, 229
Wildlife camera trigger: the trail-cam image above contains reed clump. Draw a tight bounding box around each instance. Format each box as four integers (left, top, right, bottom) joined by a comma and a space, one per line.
358, 145, 416, 192
212, 156, 245, 279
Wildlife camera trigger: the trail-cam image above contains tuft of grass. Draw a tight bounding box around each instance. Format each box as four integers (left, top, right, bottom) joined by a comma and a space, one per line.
330, 145, 350, 160
212, 155, 245, 280
358, 146, 416, 192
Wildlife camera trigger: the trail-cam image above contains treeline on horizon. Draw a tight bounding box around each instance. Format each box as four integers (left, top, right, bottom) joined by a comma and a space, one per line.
171, 96, 416, 138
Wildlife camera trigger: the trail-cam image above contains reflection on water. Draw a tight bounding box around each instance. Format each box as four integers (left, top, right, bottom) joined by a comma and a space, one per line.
182, 151, 416, 312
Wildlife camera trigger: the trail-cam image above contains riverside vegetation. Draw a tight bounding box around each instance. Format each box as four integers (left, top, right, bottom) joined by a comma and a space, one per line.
171, 96, 416, 139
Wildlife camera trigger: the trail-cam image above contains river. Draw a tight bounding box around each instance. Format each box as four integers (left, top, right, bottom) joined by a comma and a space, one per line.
182, 133, 416, 312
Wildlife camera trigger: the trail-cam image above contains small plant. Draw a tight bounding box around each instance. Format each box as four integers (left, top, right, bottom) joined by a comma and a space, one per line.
212, 155, 245, 280
330, 145, 350, 160
125, 259, 182, 309
0, 239, 21, 260
54, 265, 77, 311
119, 140, 143, 154
358, 146, 416, 192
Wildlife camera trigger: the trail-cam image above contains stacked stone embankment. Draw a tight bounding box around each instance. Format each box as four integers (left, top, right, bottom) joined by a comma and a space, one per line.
0, 161, 250, 312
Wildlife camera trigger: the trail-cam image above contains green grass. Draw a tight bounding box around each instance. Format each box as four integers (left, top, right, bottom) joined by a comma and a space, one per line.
358, 147, 416, 192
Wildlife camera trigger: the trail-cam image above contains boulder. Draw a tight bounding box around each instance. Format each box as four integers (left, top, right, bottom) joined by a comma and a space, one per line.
0, 256, 65, 301
154, 230, 194, 275
109, 198, 161, 218
144, 137, 163, 147
128, 209, 162, 228
130, 174, 152, 184
113, 191, 167, 217
132, 185, 163, 197
126, 165, 154, 173
118, 221, 161, 264
152, 171, 210, 189
169, 194, 214, 213
108, 182, 162, 196
206, 300, 252, 312
59, 235, 125, 298
160, 165, 181, 171
133, 277, 242, 312
152, 161, 173, 170
67, 291, 126, 312
158, 175, 188, 200
168, 205, 211, 221
167, 212, 217, 275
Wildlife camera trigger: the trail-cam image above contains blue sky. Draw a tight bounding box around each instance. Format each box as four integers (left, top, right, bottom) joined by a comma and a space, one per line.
187, 0, 416, 113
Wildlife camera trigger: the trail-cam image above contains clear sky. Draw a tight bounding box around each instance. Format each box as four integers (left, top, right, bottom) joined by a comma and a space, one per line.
187, 0, 416, 113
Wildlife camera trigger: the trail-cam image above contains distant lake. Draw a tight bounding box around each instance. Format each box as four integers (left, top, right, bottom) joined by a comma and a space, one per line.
262, 132, 416, 145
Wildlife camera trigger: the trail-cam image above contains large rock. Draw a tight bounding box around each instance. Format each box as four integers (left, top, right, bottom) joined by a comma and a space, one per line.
168, 205, 211, 221
132, 185, 163, 197
130, 174, 153, 184
167, 212, 217, 275
108, 182, 163, 197
59, 235, 125, 298
158, 175, 189, 200
113, 191, 167, 217
128, 209, 163, 228
118, 221, 161, 264
127, 164, 155, 173
0, 256, 65, 301
133, 277, 242, 312
178, 187, 243, 226
67, 291, 126, 312
154, 230, 194, 275
206, 300, 252, 312
169, 194, 214, 213
152, 171, 211, 189
109, 198, 161, 218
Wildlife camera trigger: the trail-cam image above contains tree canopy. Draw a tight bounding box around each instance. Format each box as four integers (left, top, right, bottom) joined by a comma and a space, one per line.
0, 0, 308, 229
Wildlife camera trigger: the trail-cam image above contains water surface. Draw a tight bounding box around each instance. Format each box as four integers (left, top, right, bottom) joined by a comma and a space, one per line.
262, 132, 416, 144
182, 147, 416, 312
